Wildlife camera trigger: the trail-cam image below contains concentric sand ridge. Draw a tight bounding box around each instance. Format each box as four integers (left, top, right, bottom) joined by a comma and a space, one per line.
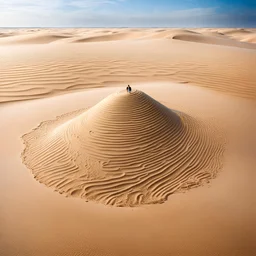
22, 90, 224, 206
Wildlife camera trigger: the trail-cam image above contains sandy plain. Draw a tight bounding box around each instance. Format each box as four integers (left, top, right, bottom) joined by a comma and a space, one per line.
0, 28, 256, 256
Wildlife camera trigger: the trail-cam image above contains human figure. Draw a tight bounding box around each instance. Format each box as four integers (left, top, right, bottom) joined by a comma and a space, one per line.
127, 85, 132, 93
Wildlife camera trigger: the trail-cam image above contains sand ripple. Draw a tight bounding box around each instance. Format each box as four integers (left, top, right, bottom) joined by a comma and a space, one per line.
22, 90, 225, 207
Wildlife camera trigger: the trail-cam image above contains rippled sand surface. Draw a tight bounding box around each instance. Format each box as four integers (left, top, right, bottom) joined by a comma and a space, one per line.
22, 90, 224, 206
0, 28, 255, 256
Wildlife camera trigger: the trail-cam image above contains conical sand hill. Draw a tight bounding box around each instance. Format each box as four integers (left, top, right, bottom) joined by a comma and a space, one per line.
22, 90, 224, 207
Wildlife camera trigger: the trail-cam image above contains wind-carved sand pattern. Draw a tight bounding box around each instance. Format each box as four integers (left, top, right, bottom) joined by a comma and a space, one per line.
22, 90, 225, 207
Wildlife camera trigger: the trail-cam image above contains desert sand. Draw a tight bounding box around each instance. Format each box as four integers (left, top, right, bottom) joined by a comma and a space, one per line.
0, 28, 256, 256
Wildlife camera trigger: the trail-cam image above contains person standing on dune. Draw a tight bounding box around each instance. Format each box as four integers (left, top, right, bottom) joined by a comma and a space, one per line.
126, 85, 132, 93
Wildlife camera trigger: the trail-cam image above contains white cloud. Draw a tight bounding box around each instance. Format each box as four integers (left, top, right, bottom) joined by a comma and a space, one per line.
0, 1, 254, 27
66, 0, 123, 9
0, 0, 62, 12
0, 0, 123, 11
0, 0, 127, 26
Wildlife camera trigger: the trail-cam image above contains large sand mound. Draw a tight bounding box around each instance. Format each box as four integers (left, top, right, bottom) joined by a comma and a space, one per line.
73, 31, 147, 43
171, 33, 256, 49
0, 32, 70, 44
22, 90, 224, 207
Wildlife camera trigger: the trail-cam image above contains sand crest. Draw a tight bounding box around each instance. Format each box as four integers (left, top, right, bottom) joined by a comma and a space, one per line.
22, 90, 224, 207
1, 28, 256, 48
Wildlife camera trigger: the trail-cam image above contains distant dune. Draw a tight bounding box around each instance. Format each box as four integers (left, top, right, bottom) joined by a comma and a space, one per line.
0, 32, 71, 44
0, 28, 255, 48
171, 32, 255, 49
0, 28, 255, 104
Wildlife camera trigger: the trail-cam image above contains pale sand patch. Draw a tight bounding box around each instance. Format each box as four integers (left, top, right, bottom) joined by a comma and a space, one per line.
1, 83, 255, 256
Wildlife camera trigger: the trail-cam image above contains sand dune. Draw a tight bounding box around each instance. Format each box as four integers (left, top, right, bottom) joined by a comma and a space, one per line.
1, 27, 255, 256
0, 36, 255, 103
240, 34, 256, 43
0, 28, 255, 47
221, 28, 253, 35
0, 32, 13, 37
73, 32, 145, 43
1, 83, 255, 256
171, 32, 256, 49
22, 90, 224, 207
141, 29, 199, 40
0, 32, 70, 44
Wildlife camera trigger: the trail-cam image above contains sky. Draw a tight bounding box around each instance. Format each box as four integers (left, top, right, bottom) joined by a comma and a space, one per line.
0, 0, 255, 27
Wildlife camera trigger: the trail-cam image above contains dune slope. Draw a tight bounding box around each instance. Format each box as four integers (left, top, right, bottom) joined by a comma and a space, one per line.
171, 33, 256, 49
0, 32, 70, 44
22, 90, 225, 207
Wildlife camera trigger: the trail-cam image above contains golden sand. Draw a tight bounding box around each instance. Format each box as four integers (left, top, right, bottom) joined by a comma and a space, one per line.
0, 28, 255, 256
22, 90, 224, 206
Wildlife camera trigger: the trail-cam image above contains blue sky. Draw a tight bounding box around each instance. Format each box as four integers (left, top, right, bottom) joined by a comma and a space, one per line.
0, 0, 255, 27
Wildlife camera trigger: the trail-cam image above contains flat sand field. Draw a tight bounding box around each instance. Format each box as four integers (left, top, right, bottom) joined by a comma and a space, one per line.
0, 28, 256, 256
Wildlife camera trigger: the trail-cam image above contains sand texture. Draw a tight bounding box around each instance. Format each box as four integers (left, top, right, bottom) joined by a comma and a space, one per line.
22, 90, 224, 206
0, 28, 256, 46
0, 28, 256, 104
1, 28, 256, 256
